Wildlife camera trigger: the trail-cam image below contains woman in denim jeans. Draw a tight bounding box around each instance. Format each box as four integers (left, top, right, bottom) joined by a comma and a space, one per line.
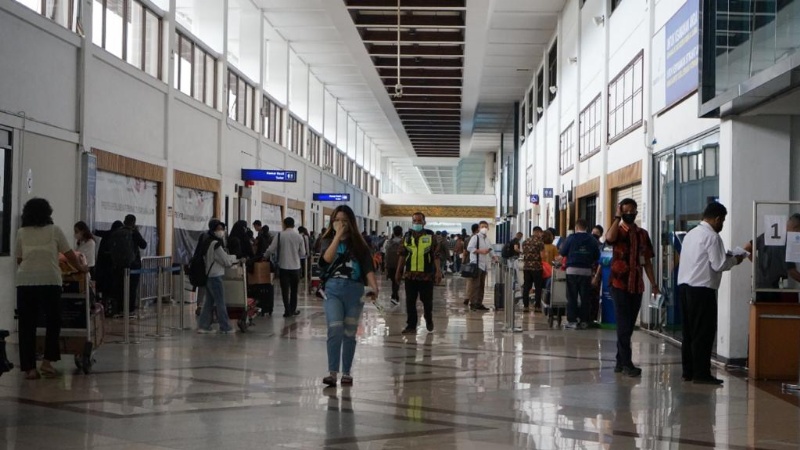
318, 205, 379, 387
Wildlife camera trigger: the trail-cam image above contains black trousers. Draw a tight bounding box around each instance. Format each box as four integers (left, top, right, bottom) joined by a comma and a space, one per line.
680, 284, 718, 380
566, 274, 593, 323
405, 280, 434, 328
611, 287, 643, 369
386, 267, 400, 299
521, 269, 545, 308
279, 269, 301, 314
17, 285, 62, 372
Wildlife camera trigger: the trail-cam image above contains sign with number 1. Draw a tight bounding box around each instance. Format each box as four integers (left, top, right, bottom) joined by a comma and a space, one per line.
764, 215, 787, 246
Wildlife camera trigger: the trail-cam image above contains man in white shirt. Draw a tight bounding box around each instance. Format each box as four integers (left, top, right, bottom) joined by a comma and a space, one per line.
677, 202, 744, 385
266, 217, 307, 317
466, 220, 498, 311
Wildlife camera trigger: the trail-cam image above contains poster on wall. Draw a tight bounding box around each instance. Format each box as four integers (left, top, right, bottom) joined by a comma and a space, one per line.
287, 207, 303, 226
261, 203, 283, 233
665, 0, 700, 106
173, 187, 215, 264
95, 171, 158, 257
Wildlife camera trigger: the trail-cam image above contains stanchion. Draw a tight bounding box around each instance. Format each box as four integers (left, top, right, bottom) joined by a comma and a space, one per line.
122, 268, 133, 344
504, 261, 522, 333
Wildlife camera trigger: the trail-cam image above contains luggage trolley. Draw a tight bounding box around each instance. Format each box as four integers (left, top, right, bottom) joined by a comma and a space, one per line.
39, 273, 104, 374
223, 263, 258, 332
545, 264, 568, 328
310, 255, 322, 295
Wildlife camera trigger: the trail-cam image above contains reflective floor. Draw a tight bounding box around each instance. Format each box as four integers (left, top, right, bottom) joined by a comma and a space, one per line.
2, 273, 799, 449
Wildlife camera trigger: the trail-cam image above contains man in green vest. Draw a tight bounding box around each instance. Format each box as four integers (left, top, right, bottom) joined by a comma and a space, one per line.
395, 212, 442, 334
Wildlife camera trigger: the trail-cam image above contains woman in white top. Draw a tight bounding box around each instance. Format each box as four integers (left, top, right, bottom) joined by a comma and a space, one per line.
73, 221, 96, 276
16, 198, 87, 379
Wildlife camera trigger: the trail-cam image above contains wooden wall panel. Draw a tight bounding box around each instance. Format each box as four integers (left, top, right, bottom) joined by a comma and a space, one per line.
576, 177, 600, 198
381, 204, 495, 219
605, 160, 642, 230
261, 192, 285, 206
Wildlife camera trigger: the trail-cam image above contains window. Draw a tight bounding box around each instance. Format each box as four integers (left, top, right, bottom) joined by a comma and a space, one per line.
548, 40, 558, 103
263, 96, 284, 145
16, 0, 79, 32
526, 88, 534, 128
174, 31, 217, 108
94, 0, 162, 78
227, 69, 255, 130
519, 104, 526, 140
287, 115, 305, 156
335, 151, 346, 178
612, 0, 623, 13
308, 132, 322, 166
0, 127, 11, 255
323, 141, 335, 172
559, 123, 574, 174
607, 51, 644, 142
536, 69, 544, 120
579, 93, 602, 159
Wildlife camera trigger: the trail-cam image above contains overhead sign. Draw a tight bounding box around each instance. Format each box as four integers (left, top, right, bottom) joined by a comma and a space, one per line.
543, 188, 554, 198
530, 194, 540, 205
313, 193, 350, 202
241, 169, 297, 182
665, 0, 700, 106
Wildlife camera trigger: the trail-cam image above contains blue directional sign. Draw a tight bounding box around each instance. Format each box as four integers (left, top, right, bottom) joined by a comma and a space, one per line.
530, 194, 540, 204
543, 188, 554, 198
241, 169, 297, 182
313, 193, 350, 202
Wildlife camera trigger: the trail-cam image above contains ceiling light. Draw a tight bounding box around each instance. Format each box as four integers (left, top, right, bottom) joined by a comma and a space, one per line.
593, 15, 605, 26
549, 85, 558, 94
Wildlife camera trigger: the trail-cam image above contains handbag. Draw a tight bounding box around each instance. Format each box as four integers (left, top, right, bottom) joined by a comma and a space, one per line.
270, 233, 281, 276
542, 261, 553, 279
460, 235, 480, 278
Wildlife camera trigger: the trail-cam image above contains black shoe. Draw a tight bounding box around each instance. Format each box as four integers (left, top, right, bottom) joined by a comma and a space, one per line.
463, 299, 470, 306
426, 320, 434, 332
474, 305, 490, 311
282, 313, 292, 318
401, 327, 416, 335
682, 376, 693, 382
622, 366, 642, 377
322, 375, 337, 387
292, 310, 301, 316
693, 377, 723, 385
614, 366, 623, 373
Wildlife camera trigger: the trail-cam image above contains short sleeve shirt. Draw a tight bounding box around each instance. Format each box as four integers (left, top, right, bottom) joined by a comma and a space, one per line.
15, 224, 72, 287
521, 237, 544, 271
319, 239, 374, 283
608, 225, 654, 294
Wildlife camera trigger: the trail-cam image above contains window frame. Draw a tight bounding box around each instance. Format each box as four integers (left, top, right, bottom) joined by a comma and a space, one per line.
548, 40, 558, 104
19, 0, 79, 32
286, 114, 305, 156
559, 122, 575, 174
536, 68, 544, 120
226, 67, 256, 131
174, 29, 218, 108
262, 95, 285, 145
607, 50, 644, 144
0, 127, 11, 256
579, 93, 602, 161
95, 0, 163, 79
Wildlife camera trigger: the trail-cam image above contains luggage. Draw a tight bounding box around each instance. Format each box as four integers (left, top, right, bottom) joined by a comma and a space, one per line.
494, 282, 505, 310
249, 284, 274, 316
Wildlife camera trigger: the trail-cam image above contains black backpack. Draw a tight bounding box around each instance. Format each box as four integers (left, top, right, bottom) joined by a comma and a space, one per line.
108, 227, 136, 269
384, 237, 402, 268
188, 235, 221, 288
501, 239, 517, 258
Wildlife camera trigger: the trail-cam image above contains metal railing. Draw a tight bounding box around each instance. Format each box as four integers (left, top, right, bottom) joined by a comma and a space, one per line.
502, 260, 522, 333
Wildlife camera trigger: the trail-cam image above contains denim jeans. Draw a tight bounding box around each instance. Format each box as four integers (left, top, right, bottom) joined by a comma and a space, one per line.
566, 274, 593, 323
198, 276, 232, 332
323, 278, 365, 373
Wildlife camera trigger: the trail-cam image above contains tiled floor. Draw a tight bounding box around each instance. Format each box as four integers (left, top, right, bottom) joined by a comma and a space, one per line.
2, 273, 799, 449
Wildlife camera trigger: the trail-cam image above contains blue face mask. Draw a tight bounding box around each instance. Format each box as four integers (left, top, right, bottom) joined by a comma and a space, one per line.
411, 224, 423, 232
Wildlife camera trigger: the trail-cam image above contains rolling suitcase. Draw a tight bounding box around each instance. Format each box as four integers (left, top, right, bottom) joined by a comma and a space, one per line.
494, 282, 504, 310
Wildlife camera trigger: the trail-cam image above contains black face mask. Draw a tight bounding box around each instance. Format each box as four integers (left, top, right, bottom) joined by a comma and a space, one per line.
592, 234, 601, 241
621, 214, 636, 224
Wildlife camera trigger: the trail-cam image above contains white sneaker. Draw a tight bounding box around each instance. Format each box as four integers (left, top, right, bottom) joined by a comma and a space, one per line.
390, 298, 399, 306
563, 322, 578, 330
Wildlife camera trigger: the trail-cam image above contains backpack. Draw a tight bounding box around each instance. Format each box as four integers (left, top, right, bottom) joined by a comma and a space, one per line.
108, 227, 136, 269
384, 237, 402, 268
188, 234, 221, 288
501, 239, 517, 258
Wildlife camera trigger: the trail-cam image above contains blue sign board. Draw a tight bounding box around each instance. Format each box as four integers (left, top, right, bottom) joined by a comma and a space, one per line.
543, 188, 554, 198
665, 0, 699, 106
241, 169, 297, 182
313, 193, 350, 202
530, 194, 540, 204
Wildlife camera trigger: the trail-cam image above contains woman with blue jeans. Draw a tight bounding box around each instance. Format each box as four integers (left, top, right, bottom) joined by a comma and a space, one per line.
197, 220, 239, 334
318, 205, 379, 387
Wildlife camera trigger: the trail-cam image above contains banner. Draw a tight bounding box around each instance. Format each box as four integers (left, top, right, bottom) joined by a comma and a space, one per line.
260, 203, 283, 233
173, 187, 215, 264
665, 0, 700, 106
95, 171, 158, 257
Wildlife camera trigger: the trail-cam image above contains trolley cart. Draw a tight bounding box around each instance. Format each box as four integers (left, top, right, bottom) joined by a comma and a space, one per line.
37, 273, 104, 374
544, 266, 568, 328
247, 260, 273, 316
310, 255, 322, 295
223, 263, 257, 332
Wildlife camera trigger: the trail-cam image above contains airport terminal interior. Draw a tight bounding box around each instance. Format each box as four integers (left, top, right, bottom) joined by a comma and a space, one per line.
2, 0, 800, 448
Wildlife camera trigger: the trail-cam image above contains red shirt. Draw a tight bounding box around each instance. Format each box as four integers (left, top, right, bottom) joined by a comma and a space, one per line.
608, 224, 654, 294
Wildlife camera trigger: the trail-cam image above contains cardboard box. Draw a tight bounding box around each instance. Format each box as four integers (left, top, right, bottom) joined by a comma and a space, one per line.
247, 261, 272, 285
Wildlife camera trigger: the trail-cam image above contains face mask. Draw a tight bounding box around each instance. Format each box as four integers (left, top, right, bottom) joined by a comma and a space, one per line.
411, 224, 423, 232
214, 231, 225, 239
621, 214, 636, 224
479, 228, 488, 235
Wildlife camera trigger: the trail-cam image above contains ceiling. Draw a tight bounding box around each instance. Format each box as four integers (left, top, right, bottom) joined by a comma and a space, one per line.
259, 0, 564, 194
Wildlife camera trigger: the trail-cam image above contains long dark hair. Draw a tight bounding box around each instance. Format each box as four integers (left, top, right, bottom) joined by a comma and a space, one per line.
321, 205, 371, 263
21, 198, 54, 227
74, 221, 94, 243
229, 220, 249, 241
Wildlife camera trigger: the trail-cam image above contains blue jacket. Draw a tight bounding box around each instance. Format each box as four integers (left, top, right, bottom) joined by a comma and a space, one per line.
559, 232, 601, 269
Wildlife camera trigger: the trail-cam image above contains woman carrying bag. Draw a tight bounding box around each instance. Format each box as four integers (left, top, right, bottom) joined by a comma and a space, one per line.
317, 205, 379, 387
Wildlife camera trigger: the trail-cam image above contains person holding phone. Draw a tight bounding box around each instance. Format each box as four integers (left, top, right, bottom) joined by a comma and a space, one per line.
317, 205, 379, 387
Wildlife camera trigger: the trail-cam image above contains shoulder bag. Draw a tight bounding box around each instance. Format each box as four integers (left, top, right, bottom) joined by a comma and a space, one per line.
460, 235, 480, 278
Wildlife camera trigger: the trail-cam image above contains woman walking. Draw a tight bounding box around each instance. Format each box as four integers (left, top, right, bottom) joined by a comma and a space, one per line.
318, 205, 378, 387
16, 198, 88, 379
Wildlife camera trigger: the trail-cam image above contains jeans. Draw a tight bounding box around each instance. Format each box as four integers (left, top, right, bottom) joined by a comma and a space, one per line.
611, 287, 643, 368
405, 280, 434, 328
323, 278, 365, 373
198, 276, 232, 332
566, 274, 593, 323
680, 284, 717, 380
279, 269, 301, 315
453, 255, 462, 274
17, 285, 62, 371
521, 269, 544, 308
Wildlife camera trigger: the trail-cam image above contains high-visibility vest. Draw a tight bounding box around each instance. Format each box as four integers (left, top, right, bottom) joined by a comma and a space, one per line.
403, 231, 435, 274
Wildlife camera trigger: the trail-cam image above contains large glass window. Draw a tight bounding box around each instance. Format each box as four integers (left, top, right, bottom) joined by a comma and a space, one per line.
308, 132, 322, 166
526, 88, 534, 128
0, 128, 11, 255
16, 0, 79, 32
323, 141, 335, 172
548, 40, 558, 103
536, 69, 544, 120
227, 69, 255, 130
263, 96, 284, 145
287, 115, 305, 156
608, 51, 644, 143
94, 0, 162, 78
579, 93, 602, 159
174, 31, 217, 108
559, 123, 574, 174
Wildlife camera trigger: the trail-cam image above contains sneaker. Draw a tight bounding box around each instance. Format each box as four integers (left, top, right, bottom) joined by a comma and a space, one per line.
577, 322, 589, 330
622, 366, 642, 378
196, 328, 214, 334
322, 374, 337, 387
390, 298, 400, 306
341, 374, 353, 385
219, 329, 237, 334
563, 322, 578, 330
401, 327, 416, 335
